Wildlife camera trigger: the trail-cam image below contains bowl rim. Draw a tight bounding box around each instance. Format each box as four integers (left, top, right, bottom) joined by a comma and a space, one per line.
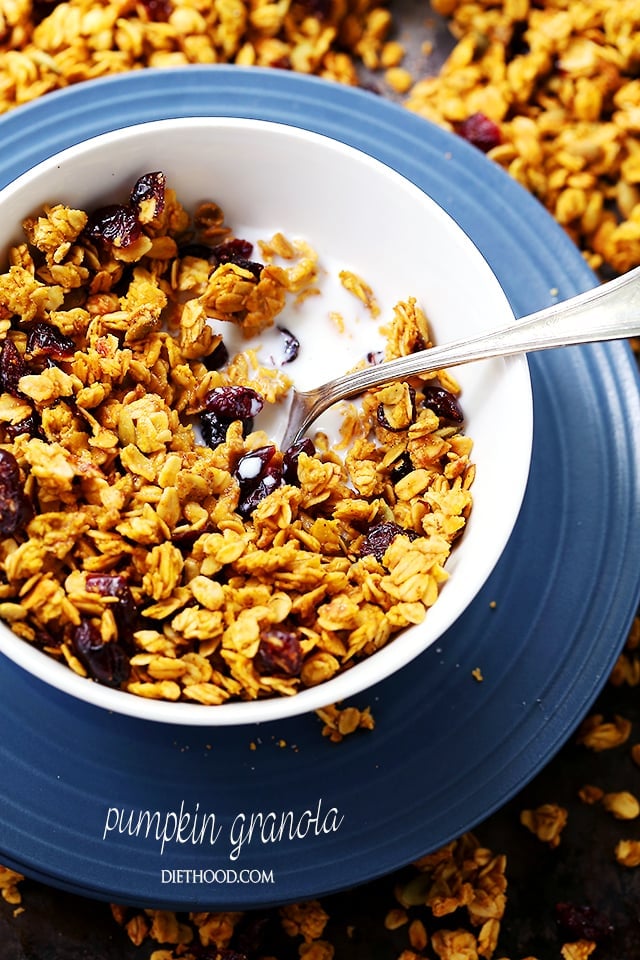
0, 116, 533, 726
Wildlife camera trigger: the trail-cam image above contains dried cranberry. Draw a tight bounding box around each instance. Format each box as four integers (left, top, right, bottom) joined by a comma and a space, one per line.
0, 339, 26, 395
390, 451, 414, 482
412, 332, 428, 353
0, 449, 32, 536
202, 339, 229, 371
31, 0, 65, 23
234, 445, 282, 516
31, 624, 60, 650
232, 257, 263, 280
213, 239, 263, 279
360, 521, 419, 562
26, 321, 75, 360
422, 384, 464, 423
270, 55, 292, 70
456, 112, 502, 152
138, 0, 172, 19
72, 619, 130, 687
556, 903, 613, 942
200, 386, 264, 449
277, 326, 300, 364
85, 574, 136, 644
171, 523, 213, 550
237, 471, 281, 516
214, 238, 254, 261
200, 411, 230, 449
282, 437, 315, 485
255, 628, 303, 676
179, 242, 217, 261
204, 385, 264, 421
5, 413, 42, 440
235, 445, 276, 484
506, 19, 530, 58
299, 0, 332, 19
85, 204, 142, 248
129, 171, 166, 219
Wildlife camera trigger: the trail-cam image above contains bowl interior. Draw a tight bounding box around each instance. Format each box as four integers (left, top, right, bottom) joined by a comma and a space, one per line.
0, 118, 533, 724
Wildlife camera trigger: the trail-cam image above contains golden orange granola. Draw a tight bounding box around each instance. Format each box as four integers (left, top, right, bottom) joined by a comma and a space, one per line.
576, 713, 633, 752
4, 3, 640, 958
0, 865, 23, 906
0, 174, 475, 705
407, 0, 640, 276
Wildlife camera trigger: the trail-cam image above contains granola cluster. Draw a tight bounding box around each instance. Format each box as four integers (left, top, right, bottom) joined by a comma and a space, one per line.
0, 173, 474, 705
0, 866, 24, 908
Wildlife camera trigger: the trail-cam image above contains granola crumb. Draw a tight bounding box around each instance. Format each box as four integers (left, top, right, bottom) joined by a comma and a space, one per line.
316, 703, 376, 742
385, 67, 414, 95
602, 791, 640, 820
576, 714, 632, 751
384, 907, 409, 930
615, 839, 640, 867
578, 784, 604, 805
520, 803, 568, 848
0, 867, 24, 906
561, 942, 597, 960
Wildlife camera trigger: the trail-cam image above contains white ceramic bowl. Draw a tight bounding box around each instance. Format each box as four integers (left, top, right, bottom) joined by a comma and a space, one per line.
0, 118, 533, 725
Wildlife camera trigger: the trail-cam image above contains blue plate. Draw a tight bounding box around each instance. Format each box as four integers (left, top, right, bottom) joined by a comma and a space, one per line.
1, 66, 639, 910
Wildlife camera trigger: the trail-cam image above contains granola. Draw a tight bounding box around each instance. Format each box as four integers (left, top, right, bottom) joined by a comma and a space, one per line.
107, 832, 511, 959
601, 790, 640, 820
3, 1, 640, 955
0, 0, 393, 114
0, 865, 23, 906
0, 172, 475, 705
407, 0, 640, 277
519, 803, 568, 848
575, 713, 633, 751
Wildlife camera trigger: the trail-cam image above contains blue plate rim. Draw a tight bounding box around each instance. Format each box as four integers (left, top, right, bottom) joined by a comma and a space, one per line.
0, 65, 639, 909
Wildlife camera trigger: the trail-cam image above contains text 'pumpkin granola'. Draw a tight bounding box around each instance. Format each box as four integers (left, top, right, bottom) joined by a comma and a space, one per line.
0, 171, 474, 705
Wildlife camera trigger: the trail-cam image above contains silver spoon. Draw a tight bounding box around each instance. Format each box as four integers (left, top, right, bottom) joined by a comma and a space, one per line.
281, 264, 640, 449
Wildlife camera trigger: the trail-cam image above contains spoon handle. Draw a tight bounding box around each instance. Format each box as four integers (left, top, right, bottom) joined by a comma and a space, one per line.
282, 265, 640, 447
326, 265, 640, 398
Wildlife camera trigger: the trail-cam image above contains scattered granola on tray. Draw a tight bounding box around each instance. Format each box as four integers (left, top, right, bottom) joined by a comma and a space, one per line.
4, 0, 640, 279
0, 171, 474, 704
